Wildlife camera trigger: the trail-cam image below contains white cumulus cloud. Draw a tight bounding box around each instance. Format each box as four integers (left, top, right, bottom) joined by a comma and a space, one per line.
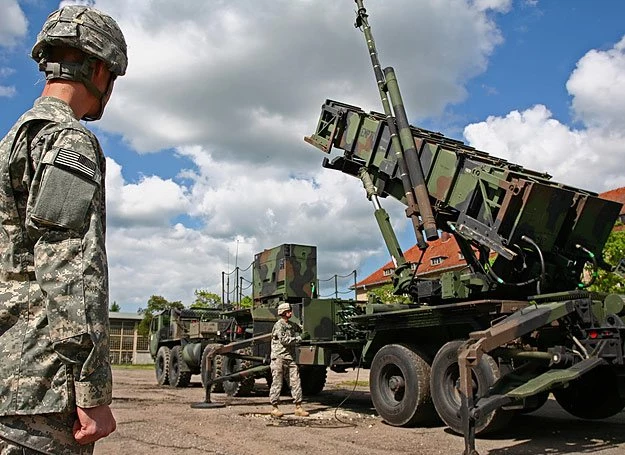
464, 35, 625, 192
81, 0, 512, 310
0, 0, 28, 48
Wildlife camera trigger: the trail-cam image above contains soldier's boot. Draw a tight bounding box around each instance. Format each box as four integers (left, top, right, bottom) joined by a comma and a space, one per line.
294, 404, 309, 417
270, 405, 284, 418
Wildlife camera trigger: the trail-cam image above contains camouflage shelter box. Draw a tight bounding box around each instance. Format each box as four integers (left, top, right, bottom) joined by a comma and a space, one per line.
253, 244, 317, 305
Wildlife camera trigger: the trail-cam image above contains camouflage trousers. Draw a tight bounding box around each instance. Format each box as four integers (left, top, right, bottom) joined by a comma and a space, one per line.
0, 437, 43, 455
0, 412, 94, 455
269, 357, 302, 405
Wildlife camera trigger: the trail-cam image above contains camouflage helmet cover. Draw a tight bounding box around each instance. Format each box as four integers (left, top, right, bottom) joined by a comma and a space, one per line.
31, 5, 128, 76
277, 302, 292, 315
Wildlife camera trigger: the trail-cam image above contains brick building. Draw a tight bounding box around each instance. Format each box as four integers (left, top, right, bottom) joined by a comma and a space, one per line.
109, 312, 152, 364
353, 233, 471, 301
600, 187, 625, 230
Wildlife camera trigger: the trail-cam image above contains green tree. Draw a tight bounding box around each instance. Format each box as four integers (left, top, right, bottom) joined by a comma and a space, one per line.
109, 301, 121, 312
190, 289, 222, 309
367, 283, 412, 304
589, 227, 625, 293
239, 295, 253, 308
137, 295, 184, 336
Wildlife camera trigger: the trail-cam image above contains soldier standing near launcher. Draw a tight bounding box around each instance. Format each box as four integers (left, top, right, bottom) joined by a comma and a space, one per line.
0, 5, 127, 454
269, 303, 310, 418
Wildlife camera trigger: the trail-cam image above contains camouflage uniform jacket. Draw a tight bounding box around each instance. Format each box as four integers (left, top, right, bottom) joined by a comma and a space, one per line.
270, 318, 302, 361
0, 96, 112, 417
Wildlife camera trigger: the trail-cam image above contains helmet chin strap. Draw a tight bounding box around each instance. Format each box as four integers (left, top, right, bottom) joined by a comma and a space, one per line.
82, 74, 115, 122
39, 54, 112, 121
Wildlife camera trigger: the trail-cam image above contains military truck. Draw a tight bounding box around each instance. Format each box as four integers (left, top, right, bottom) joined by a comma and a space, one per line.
199, 244, 354, 398
303, 1, 625, 454
149, 307, 238, 388
198, 4, 625, 453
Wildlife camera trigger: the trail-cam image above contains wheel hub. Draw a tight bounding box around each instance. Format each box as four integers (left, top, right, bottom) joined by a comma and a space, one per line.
388, 375, 405, 392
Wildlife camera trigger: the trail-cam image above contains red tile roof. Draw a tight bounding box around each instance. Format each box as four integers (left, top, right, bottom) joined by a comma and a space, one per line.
355, 234, 471, 289
600, 186, 625, 215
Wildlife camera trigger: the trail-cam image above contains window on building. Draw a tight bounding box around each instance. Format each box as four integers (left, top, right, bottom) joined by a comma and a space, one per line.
109, 320, 149, 365
383, 268, 394, 276
458, 252, 464, 260
431, 256, 444, 266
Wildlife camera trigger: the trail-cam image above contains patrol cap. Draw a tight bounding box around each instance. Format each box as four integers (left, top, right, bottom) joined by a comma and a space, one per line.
277, 303, 292, 315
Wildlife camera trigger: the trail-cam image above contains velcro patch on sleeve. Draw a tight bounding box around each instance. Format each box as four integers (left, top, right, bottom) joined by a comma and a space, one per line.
53, 148, 97, 180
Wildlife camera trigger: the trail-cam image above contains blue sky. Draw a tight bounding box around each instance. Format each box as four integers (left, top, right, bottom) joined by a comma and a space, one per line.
2, 0, 625, 312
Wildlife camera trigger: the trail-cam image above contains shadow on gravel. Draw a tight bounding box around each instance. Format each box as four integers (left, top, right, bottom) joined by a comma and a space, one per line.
446, 401, 625, 455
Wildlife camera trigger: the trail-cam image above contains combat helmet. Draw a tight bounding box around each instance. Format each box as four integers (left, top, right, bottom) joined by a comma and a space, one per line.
31, 5, 127, 119
277, 303, 292, 316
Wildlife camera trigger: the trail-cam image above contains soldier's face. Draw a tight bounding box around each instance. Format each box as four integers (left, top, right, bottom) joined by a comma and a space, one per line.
283, 310, 292, 319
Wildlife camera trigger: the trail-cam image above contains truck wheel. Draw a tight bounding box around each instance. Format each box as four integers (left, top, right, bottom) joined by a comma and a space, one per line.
430, 340, 512, 435
300, 365, 327, 396
222, 348, 255, 397
155, 346, 171, 386
201, 344, 224, 393
370, 344, 437, 427
169, 345, 192, 388
553, 365, 625, 419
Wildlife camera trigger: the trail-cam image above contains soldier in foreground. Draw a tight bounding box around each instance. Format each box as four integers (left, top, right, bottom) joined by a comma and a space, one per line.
269, 303, 310, 418
0, 5, 127, 454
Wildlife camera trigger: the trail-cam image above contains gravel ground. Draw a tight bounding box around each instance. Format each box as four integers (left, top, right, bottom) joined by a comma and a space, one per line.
94, 367, 625, 455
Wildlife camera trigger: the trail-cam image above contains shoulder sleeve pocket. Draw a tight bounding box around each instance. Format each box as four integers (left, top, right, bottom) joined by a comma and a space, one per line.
31, 148, 100, 231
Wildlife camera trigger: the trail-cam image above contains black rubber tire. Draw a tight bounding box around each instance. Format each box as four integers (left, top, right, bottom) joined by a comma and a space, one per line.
169, 345, 192, 388
212, 354, 225, 393
201, 344, 225, 393
553, 365, 625, 419
155, 346, 170, 386
300, 365, 327, 396
430, 340, 513, 435
369, 344, 437, 427
222, 348, 255, 397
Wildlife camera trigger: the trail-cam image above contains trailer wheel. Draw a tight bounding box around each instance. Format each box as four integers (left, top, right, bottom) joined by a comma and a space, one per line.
370, 344, 437, 427
553, 365, 625, 419
300, 365, 327, 396
222, 348, 255, 397
169, 345, 192, 388
201, 344, 225, 393
155, 346, 170, 386
430, 340, 513, 435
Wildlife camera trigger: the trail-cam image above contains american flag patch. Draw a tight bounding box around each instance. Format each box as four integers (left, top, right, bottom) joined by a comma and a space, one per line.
53, 148, 97, 179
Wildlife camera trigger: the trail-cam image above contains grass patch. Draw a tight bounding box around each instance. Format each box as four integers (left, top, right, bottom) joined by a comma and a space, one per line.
338, 380, 369, 388
112, 364, 154, 370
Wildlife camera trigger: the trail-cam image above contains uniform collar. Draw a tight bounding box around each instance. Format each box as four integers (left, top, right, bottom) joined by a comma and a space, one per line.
34, 96, 79, 121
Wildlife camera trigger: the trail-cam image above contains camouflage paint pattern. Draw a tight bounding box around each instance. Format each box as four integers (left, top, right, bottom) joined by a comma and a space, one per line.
270, 318, 302, 361
306, 99, 622, 294
269, 358, 303, 405
0, 97, 111, 453
32, 5, 128, 77
253, 244, 316, 305
0, 411, 94, 455
269, 318, 304, 405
